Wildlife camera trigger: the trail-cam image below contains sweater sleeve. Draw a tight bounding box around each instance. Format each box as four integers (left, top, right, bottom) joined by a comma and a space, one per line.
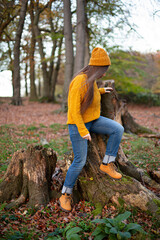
69, 87, 89, 137
99, 88, 105, 94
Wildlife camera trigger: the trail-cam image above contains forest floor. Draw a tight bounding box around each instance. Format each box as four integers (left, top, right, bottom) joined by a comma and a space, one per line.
0, 97, 160, 240
0, 97, 160, 132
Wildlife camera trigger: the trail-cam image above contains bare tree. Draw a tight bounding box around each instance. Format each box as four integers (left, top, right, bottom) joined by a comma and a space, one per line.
12, 0, 28, 105
74, 0, 86, 74
51, 35, 63, 102
62, 0, 74, 111
84, 3, 90, 66
29, 0, 37, 101
33, 2, 50, 99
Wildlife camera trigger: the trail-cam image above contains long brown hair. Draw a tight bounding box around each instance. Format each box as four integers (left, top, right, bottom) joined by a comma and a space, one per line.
74, 65, 109, 114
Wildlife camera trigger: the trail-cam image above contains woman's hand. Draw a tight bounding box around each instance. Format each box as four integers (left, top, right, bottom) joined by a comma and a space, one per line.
82, 133, 91, 141
104, 87, 113, 93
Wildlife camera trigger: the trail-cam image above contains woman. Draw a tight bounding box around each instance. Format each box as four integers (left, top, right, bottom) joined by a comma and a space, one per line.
59, 47, 124, 212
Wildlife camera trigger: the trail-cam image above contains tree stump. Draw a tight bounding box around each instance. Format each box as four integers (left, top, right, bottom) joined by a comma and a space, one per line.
0, 145, 57, 209
63, 80, 160, 218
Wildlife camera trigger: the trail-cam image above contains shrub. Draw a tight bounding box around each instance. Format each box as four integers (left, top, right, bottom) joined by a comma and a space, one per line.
92, 211, 145, 240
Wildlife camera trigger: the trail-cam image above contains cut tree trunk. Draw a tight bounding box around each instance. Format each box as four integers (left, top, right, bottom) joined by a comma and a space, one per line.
0, 145, 57, 209
61, 80, 160, 218
99, 80, 153, 134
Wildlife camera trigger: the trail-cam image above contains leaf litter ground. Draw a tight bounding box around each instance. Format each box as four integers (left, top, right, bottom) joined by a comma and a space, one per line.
0, 97, 160, 239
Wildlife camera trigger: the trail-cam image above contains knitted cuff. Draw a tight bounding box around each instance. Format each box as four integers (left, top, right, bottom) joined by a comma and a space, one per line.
102, 155, 115, 164
62, 186, 73, 194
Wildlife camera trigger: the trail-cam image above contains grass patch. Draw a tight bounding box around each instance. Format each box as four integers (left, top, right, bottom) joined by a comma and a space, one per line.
121, 134, 160, 170
48, 138, 71, 161
49, 123, 67, 133
26, 125, 38, 131
0, 123, 70, 178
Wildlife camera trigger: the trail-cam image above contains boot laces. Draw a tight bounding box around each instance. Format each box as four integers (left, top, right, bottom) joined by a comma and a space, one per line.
65, 194, 72, 204
110, 162, 117, 172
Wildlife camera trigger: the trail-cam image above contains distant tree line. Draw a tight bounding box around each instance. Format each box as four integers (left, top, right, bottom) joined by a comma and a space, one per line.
0, 0, 132, 107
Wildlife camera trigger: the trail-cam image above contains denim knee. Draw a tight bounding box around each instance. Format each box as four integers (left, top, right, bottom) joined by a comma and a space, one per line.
118, 124, 124, 136
72, 156, 86, 170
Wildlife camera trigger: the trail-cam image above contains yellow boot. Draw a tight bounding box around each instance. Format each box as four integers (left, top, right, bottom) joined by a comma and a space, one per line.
100, 162, 122, 180
59, 193, 72, 212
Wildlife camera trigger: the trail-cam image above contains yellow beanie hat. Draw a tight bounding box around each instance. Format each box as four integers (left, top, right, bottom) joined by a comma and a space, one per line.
89, 47, 111, 66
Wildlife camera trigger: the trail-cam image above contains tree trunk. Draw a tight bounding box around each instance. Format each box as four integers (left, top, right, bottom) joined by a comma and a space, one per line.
0, 146, 57, 209
74, 0, 86, 74
34, 3, 50, 99
62, 0, 74, 111
24, 61, 28, 97
48, 1, 57, 88
62, 80, 160, 218
51, 35, 63, 102
12, 0, 28, 105
84, 8, 90, 66
29, 0, 38, 101
7, 40, 14, 96
99, 80, 154, 134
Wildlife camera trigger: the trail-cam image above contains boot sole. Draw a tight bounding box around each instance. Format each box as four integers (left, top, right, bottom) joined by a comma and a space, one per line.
99, 169, 122, 180
58, 200, 71, 212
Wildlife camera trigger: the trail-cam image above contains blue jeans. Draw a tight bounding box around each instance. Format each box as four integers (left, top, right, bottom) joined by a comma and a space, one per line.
62, 116, 124, 194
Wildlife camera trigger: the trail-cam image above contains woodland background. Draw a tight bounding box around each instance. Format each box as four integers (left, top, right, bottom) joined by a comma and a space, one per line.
0, 0, 160, 106
0, 0, 160, 240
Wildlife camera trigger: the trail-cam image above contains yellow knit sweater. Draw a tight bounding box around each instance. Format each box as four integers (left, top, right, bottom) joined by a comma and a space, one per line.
67, 74, 105, 137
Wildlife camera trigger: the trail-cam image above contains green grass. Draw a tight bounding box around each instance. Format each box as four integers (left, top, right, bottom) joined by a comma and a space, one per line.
0, 123, 70, 177
121, 133, 160, 170
26, 125, 38, 131
49, 123, 67, 133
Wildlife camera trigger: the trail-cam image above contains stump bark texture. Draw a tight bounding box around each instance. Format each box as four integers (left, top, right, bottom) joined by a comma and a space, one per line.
0, 145, 57, 209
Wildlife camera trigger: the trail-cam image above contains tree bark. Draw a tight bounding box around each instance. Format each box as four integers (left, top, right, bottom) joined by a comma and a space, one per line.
12, 0, 28, 105
51, 35, 63, 102
84, 7, 90, 66
62, 0, 74, 111
0, 146, 57, 209
48, 1, 57, 87
74, 0, 86, 74
99, 80, 154, 134
34, 2, 50, 99
24, 61, 28, 97
29, 0, 38, 101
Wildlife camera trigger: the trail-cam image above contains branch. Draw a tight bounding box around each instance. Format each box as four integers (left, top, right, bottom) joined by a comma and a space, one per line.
138, 134, 160, 139
0, 8, 20, 36
39, 28, 51, 33
39, 0, 55, 14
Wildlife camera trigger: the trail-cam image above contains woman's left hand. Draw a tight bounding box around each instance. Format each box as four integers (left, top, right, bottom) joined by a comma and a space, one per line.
82, 133, 91, 141
104, 87, 113, 93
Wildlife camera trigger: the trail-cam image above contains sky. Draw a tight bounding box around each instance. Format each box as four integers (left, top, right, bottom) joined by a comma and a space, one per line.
116, 0, 160, 53
0, 0, 160, 97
